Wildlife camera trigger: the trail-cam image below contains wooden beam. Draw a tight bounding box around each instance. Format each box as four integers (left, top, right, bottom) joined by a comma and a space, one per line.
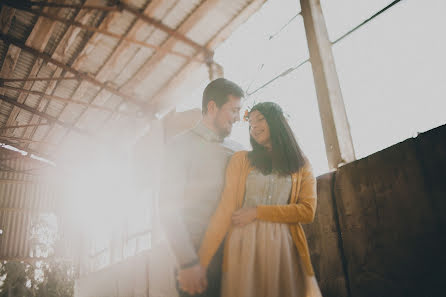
0, 84, 133, 115
27, 1, 212, 57
0, 135, 56, 146
1, 1, 63, 140
119, 0, 220, 96
0, 94, 88, 135
0, 5, 15, 34
150, 0, 268, 113
0, 33, 144, 108
300, 0, 355, 168
23, 8, 204, 62
0, 76, 79, 83
0, 45, 21, 96
29, 1, 119, 12
120, 2, 212, 57
14, 5, 100, 152
0, 123, 50, 130
45, 0, 167, 149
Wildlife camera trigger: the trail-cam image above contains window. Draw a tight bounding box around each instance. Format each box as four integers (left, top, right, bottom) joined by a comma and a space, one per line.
331, 0, 446, 158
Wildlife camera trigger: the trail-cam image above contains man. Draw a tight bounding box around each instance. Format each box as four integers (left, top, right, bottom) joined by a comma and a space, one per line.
159, 78, 244, 296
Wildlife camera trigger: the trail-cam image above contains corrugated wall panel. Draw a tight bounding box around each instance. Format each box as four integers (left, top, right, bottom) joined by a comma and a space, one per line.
0, 155, 57, 260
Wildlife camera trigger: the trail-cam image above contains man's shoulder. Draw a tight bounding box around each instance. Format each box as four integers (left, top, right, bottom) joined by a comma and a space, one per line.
167, 129, 199, 148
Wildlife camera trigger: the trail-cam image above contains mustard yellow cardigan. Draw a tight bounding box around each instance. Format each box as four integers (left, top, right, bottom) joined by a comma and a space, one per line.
198, 151, 317, 276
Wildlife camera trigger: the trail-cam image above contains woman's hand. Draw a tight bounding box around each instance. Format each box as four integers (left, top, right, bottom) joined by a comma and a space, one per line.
232, 207, 257, 227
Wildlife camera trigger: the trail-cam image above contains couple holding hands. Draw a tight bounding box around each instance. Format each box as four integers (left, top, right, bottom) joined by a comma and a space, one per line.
159, 78, 322, 297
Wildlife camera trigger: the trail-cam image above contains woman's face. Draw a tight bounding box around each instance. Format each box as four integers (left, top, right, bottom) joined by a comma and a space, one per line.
249, 110, 271, 149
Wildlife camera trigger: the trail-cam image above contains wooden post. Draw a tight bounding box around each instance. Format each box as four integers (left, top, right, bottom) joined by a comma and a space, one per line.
300, 0, 355, 169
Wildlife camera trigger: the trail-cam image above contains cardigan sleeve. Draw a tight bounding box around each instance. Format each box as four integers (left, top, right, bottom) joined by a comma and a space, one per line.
198, 151, 245, 268
256, 162, 317, 224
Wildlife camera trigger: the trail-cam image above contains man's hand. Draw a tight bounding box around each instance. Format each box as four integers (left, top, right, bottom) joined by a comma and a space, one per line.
177, 264, 207, 295
232, 207, 257, 227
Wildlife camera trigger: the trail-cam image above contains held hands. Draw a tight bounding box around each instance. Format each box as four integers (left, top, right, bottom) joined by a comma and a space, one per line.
177, 264, 207, 295
232, 207, 257, 227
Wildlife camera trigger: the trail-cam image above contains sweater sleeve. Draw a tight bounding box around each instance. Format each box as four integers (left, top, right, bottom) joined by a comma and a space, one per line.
256, 162, 317, 224
159, 141, 197, 267
198, 152, 245, 268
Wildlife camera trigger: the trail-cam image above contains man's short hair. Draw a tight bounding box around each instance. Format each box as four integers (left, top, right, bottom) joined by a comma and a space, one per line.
202, 78, 244, 114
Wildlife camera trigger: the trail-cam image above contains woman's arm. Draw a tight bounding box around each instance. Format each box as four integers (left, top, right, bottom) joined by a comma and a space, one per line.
256, 162, 317, 224
198, 152, 245, 269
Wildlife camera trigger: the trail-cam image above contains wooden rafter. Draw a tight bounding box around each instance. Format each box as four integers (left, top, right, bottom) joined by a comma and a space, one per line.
0, 5, 15, 34
0, 1, 61, 140
0, 94, 88, 135
115, 0, 221, 108
6, 0, 212, 57
0, 33, 144, 108
42, 0, 168, 151
0, 84, 134, 115
120, 2, 213, 57
29, 1, 120, 12
0, 135, 56, 146
150, 0, 268, 113
54, 0, 218, 144
22, 8, 205, 62
0, 76, 79, 83
12, 4, 102, 153
0, 123, 50, 130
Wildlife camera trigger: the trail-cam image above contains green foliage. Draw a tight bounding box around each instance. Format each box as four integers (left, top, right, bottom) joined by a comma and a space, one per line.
0, 260, 74, 297
0, 262, 35, 297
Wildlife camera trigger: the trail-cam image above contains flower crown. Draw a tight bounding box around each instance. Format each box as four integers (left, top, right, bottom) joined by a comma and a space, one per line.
242, 100, 257, 122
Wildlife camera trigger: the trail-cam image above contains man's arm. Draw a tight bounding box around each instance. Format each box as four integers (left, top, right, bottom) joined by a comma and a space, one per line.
159, 141, 207, 294
158, 142, 198, 267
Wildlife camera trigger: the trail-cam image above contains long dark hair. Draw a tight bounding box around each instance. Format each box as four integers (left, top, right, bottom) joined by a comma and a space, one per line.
248, 102, 306, 175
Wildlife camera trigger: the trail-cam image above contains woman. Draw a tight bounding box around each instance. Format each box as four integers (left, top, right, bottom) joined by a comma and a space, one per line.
198, 102, 322, 297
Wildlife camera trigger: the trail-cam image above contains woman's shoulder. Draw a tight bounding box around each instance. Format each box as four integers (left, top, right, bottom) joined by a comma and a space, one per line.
227, 150, 250, 169
231, 150, 249, 161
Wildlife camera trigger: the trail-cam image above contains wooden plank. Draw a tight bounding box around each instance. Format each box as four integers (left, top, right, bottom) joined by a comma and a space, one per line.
0, 94, 88, 135
0, 6, 15, 34
0, 45, 21, 96
0, 76, 78, 83
0, 123, 50, 130
300, 0, 355, 169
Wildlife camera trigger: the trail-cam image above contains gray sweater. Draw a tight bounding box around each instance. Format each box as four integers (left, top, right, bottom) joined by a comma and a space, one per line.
159, 121, 242, 266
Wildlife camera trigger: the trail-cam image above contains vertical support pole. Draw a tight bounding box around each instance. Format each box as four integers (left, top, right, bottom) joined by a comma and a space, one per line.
300, 0, 355, 169
207, 61, 224, 81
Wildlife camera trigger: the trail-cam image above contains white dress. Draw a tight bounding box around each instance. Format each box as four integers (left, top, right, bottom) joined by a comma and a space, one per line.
221, 170, 322, 297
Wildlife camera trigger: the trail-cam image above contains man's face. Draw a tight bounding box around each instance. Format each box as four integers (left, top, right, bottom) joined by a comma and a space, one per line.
213, 95, 242, 138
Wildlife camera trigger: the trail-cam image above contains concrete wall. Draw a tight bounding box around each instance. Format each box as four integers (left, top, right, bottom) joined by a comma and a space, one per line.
304, 124, 446, 297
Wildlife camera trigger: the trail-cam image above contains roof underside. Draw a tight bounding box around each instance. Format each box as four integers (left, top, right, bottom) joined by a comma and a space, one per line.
0, 0, 266, 161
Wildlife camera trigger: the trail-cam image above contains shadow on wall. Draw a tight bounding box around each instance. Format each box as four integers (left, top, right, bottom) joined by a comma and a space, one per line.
304, 124, 446, 297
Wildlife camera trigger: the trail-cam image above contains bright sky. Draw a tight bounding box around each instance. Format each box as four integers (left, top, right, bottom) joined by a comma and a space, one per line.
177, 0, 446, 176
